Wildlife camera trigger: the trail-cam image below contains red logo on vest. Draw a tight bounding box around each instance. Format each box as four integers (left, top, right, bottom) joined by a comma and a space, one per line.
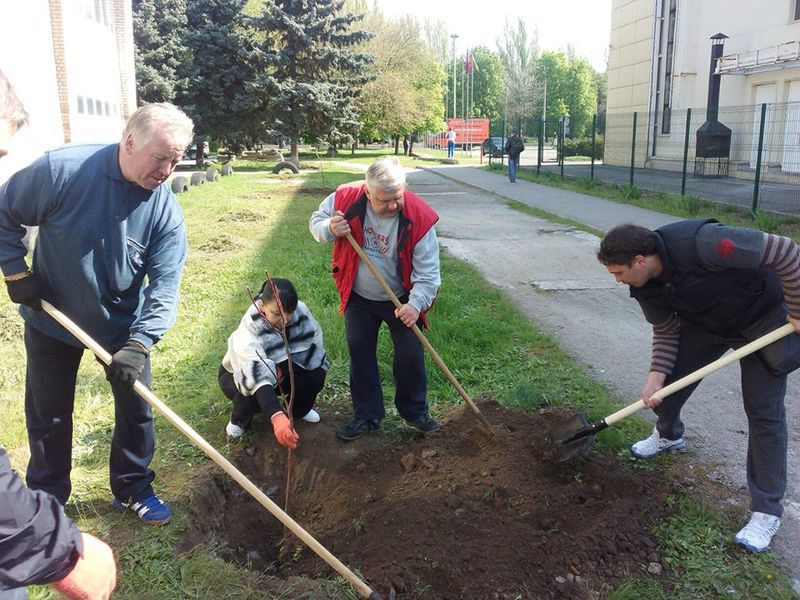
716, 238, 735, 258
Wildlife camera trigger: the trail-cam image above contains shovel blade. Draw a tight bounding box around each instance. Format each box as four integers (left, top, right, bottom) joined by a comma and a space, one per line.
549, 413, 595, 461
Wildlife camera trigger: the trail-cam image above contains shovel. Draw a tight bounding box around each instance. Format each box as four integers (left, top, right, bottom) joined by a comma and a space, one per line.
41, 301, 383, 600
551, 322, 795, 461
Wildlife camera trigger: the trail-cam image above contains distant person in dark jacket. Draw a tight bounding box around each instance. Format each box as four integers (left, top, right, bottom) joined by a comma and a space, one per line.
0, 67, 116, 600
504, 131, 524, 183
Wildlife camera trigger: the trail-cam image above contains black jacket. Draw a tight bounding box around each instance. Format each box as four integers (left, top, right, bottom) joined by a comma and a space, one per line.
631, 219, 782, 337
0, 449, 82, 591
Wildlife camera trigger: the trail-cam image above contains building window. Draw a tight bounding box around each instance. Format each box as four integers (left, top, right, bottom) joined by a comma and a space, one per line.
661, 0, 677, 134
796, 0, 800, 21
87, 99, 95, 115
77, 96, 85, 114
104, 101, 111, 116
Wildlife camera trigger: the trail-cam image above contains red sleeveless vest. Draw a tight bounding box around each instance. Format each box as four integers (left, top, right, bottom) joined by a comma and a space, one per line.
331, 182, 439, 321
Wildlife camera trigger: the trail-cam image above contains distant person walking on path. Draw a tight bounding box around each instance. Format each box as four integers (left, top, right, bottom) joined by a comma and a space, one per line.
309, 157, 441, 440
598, 219, 800, 553
0, 102, 193, 527
504, 131, 524, 183
446, 127, 456, 158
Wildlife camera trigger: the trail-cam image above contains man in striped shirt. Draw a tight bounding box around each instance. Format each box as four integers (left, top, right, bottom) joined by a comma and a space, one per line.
598, 219, 800, 554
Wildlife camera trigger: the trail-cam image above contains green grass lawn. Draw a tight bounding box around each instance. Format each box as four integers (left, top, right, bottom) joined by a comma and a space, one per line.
1, 160, 797, 599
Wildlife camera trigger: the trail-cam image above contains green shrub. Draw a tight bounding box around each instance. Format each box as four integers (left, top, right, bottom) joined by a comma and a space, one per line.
561, 135, 604, 159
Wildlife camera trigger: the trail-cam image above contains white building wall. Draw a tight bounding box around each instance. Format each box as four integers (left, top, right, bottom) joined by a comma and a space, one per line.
606, 0, 656, 167
0, 0, 63, 183
63, 0, 128, 144
606, 0, 800, 173
0, 0, 134, 184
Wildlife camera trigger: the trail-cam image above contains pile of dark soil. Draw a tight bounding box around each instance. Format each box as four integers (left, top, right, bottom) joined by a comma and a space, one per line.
183, 401, 676, 599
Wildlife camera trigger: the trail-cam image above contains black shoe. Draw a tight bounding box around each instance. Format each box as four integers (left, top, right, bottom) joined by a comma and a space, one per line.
406, 414, 440, 433
337, 418, 380, 441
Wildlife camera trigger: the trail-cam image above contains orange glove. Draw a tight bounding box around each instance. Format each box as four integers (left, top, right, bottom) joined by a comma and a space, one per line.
52, 532, 117, 600
271, 412, 299, 449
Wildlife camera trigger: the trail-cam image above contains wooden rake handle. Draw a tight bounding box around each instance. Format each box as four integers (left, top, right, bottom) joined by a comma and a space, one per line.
603, 322, 796, 427
344, 233, 492, 430
41, 301, 376, 600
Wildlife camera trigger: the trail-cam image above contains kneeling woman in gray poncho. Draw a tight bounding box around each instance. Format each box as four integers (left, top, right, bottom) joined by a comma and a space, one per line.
219, 278, 330, 447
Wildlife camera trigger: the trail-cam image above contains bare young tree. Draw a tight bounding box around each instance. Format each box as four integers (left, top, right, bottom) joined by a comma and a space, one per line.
496, 17, 540, 134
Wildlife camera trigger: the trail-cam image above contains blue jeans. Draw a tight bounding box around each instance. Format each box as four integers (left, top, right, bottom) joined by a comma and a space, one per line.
508, 156, 518, 182
24, 324, 156, 505
343, 293, 428, 422
447, 141, 455, 158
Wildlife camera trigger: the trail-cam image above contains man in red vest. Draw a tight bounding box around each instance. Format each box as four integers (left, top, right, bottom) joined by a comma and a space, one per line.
310, 157, 441, 440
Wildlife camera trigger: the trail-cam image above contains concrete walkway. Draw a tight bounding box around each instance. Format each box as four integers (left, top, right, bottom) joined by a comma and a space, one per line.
411, 163, 800, 591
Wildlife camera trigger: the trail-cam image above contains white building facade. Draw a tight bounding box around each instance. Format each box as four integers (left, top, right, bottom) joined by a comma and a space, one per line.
0, 0, 136, 182
606, 0, 800, 179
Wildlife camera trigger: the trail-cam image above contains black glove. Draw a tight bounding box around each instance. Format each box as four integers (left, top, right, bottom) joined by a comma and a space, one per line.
5, 271, 43, 310
108, 340, 149, 387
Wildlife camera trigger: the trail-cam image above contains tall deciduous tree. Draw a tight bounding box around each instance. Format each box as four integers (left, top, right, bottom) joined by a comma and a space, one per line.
536, 49, 598, 138
356, 12, 445, 154
132, 0, 188, 104
496, 17, 539, 134
467, 47, 503, 123
180, 0, 254, 160
243, 0, 373, 164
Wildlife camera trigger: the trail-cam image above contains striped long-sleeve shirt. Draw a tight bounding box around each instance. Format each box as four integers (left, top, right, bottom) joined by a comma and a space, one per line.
650, 230, 800, 374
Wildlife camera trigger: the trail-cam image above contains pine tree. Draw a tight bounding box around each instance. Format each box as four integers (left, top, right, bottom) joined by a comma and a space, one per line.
132, 0, 188, 104
244, 0, 373, 164
180, 0, 254, 161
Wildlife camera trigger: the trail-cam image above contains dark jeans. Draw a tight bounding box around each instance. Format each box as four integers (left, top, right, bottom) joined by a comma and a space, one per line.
653, 322, 791, 517
0, 588, 28, 599
23, 325, 156, 505
343, 293, 428, 422
218, 363, 324, 428
508, 156, 518, 182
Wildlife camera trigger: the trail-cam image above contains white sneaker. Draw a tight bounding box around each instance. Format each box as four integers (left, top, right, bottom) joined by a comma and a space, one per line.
301, 409, 320, 423
735, 512, 780, 552
225, 421, 245, 439
630, 427, 686, 458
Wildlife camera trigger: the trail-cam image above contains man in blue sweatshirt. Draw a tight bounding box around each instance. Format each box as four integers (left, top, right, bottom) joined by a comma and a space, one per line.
0, 67, 116, 600
0, 101, 193, 526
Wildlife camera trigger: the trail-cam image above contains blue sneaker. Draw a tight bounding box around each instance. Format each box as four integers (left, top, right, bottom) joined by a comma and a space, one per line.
113, 493, 173, 525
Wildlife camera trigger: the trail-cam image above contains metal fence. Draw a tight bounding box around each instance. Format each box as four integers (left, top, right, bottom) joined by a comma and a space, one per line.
538, 102, 800, 215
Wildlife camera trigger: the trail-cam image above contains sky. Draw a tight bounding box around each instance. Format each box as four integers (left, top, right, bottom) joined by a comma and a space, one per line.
372, 0, 613, 71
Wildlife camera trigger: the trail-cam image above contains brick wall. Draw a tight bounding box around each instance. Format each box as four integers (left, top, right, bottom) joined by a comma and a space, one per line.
48, 0, 70, 143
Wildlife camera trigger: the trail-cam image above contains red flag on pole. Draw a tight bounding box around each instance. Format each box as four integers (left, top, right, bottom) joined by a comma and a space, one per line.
465, 48, 472, 74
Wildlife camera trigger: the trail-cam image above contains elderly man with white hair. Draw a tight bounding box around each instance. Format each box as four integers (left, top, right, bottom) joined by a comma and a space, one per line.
0, 102, 193, 526
310, 157, 441, 440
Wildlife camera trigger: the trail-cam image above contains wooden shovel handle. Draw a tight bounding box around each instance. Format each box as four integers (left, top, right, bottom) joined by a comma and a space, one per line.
41, 301, 376, 599
604, 322, 795, 427
344, 234, 492, 429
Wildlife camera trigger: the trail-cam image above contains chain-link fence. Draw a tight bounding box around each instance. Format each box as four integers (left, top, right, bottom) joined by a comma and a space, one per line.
538, 102, 800, 215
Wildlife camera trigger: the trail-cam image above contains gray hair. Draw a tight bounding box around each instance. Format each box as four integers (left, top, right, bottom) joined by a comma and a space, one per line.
365, 157, 406, 193
0, 69, 29, 132
122, 102, 194, 150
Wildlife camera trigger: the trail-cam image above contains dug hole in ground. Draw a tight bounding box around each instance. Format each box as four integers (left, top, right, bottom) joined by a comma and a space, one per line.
181, 400, 690, 599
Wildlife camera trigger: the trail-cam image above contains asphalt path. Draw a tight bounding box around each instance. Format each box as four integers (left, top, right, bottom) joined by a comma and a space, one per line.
405, 166, 800, 588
